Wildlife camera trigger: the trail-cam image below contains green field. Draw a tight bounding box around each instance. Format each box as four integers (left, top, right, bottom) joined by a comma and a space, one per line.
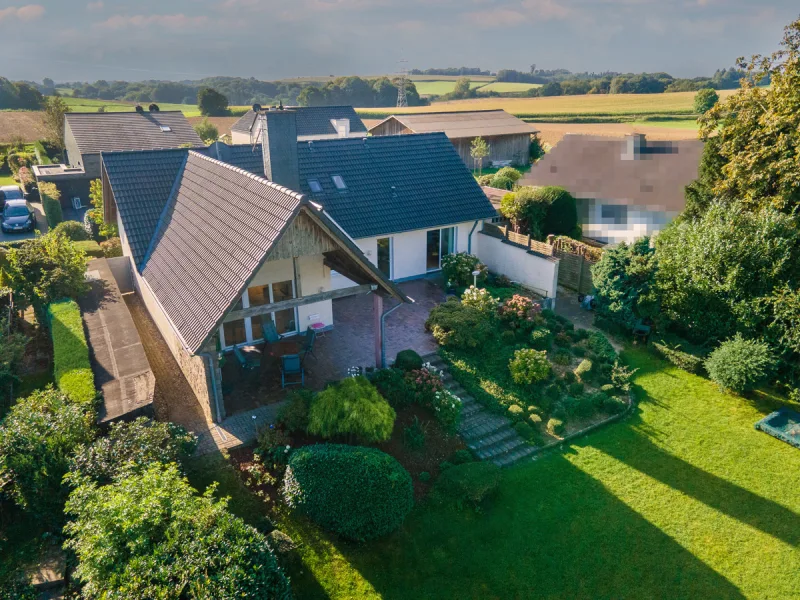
57, 97, 249, 118
478, 82, 543, 93
272, 349, 799, 599
413, 80, 487, 96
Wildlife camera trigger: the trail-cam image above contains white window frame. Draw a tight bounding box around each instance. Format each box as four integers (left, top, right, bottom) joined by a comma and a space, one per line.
426, 226, 457, 272
376, 236, 394, 280
219, 279, 299, 350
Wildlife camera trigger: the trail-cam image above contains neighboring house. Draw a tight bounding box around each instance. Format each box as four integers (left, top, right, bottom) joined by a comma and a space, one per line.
230, 105, 368, 144
101, 148, 407, 423
368, 109, 539, 168
520, 134, 704, 244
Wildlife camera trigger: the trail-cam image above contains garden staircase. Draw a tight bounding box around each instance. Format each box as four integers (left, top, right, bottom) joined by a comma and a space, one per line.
422, 354, 536, 467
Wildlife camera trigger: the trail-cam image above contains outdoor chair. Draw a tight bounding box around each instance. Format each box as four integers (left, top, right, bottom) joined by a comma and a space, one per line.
281, 354, 304, 388
262, 321, 281, 344
233, 345, 262, 371
300, 326, 317, 363
633, 319, 652, 344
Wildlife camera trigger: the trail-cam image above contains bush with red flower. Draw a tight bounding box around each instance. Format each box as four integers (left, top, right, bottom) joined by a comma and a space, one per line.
498, 294, 542, 330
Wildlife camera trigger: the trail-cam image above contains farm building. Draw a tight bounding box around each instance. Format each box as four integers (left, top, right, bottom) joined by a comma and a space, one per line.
368, 109, 539, 168
230, 105, 367, 144
520, 133, 704, 244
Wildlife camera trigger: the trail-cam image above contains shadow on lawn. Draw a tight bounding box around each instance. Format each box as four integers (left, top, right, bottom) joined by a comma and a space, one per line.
332, 453, 747, 600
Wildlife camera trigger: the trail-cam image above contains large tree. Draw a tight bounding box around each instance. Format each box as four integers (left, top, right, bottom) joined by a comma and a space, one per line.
42, 95, 70, 150
698, 16, 800, 213
197, 87, 229, 116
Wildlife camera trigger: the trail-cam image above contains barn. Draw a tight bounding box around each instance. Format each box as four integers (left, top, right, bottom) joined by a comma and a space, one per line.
368, 109, 539, 169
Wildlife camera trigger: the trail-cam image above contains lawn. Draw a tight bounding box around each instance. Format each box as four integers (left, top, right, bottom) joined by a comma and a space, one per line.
0, 174, 16, 187
280, 348, 800, 599
413, 80, 489, 96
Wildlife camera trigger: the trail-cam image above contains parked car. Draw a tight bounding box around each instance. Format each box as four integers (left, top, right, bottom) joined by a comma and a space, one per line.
1, 199, 36, 234
0, 185, 24, 211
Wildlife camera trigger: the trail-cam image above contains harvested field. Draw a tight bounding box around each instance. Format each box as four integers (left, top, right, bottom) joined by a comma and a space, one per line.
187, 116, 240, 136
478, 82, 542, 93
0, 111, 47, 143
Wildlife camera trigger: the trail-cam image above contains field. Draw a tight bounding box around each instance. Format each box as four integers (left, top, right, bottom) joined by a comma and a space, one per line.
0, 111, 48, 143
413, 80, 487, 96
478, 82, 542, 93
272, 349, 800, 599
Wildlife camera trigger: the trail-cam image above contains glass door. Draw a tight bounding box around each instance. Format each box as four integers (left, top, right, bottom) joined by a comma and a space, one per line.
247, 280, 297, 341
426, 227, 456, 272
377, 237, 392, 279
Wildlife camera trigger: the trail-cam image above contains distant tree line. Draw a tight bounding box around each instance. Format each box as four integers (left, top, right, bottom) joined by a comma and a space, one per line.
0, 77, 45, 109
409, 67, 492, 76
296, 76, 424, 107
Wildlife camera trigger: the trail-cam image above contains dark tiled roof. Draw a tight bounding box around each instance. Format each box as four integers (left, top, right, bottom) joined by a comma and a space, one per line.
231, 106, 367, 137
296, 133, 497, 239
65, 111, 204, 155
141, 152, 305, 352
206, 142, 264, 175
102, 148, 188, 266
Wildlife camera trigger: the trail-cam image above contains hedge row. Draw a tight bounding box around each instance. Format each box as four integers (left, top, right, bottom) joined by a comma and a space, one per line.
48, 300, 96, 405
39, 181, 63, 229
651, 340, 705, 375
73, 240, 104, 258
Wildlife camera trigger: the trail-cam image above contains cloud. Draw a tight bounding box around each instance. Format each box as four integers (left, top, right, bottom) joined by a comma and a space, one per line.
0, 4, 45, 23
87, 1, 104, 11
93, 14, 209, 31
463, 0, 571, 28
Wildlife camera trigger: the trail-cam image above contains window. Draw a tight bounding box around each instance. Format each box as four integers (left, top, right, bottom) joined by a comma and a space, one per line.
159, 126, 172, 132
426, 227, 457, 272
222, 297, 246, 347
601, 204, 627, 225
377, 237, 392, 279
248, 280, 297, 339
332, 175, 346, 190
308, 179, 323, 193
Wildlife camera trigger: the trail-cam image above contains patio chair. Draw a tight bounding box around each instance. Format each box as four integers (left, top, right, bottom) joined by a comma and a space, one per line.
262, 320, 281, 344
300, 326, 317, 363
633, 319, 652, 344
233, 345, 262, 371
281, 354, 304, 388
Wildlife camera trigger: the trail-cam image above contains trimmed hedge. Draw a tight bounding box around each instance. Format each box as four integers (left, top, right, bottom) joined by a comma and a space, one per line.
72, 240, 104, 258
651, 335, 707, 374
394, 349, 423, 372
48, 300, 95, 405
283, 444, 413, 541
51, 220, 90, 241
39, 181, 63, 229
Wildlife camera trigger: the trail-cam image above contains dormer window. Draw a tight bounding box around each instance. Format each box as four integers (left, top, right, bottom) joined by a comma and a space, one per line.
308, 179, 323, 193
332, 175, 346, 190
160, 126, 172, 132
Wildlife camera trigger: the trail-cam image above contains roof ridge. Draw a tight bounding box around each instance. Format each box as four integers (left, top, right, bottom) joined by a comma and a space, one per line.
391, 109, 506, 117
187, 150, 306, 201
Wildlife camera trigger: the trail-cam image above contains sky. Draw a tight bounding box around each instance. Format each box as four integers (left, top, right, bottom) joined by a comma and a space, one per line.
1, 0, 797, 83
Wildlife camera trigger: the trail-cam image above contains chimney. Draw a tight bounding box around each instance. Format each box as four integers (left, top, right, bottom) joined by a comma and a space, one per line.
622, 133, 645, 160
258, 108, 300, 191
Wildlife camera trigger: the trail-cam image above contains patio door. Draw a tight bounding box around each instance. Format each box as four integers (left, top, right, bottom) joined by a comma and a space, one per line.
377, 237, 392, 279
248, 279, 298, 341
426, 227, 456, 272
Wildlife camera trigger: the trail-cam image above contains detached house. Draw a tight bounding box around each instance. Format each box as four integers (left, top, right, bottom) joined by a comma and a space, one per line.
521, 133, 704, 244
230, 105, 367, 144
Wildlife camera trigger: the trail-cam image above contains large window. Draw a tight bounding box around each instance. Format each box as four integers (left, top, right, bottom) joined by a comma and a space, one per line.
377, 237, 392, 279
426, 227, 456, 272
222, 298, 246, 347
221, 280, 297, 349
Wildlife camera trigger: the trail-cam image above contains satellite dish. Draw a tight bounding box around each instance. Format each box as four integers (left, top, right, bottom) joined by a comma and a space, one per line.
148, 103, 160, 112
134, 105, 144, 113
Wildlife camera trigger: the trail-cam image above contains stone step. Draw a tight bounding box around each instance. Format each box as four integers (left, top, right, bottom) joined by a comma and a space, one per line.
467, 425, 516, 451
460, 414, 511, 441
421, 352, 440, 363
461, 402, 482, 418
493, 444, 537, 468
477, 437, 527, 461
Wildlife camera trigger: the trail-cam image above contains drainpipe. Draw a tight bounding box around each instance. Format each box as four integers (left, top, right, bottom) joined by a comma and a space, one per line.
380, 300, 412, 368
467, 220, 480, 254
198, 352, 224, 423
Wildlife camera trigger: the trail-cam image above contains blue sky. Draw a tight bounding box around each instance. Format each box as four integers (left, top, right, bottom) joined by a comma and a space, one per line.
1, 1, 797, 82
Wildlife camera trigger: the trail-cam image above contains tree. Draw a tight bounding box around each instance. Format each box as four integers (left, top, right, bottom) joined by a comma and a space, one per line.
5, 233, 89, 319
64, 463, 291, 599
592, 237, 659, 332
499, 186, 576, 240
42, 96, 70, 150
693, 88, 719, 114
86, 178, 118, 239
0, 315, 29, 393
193, 118, 219, 144
683, 136, 726, 219
698, 16, 800, 212
705, 334, 775, 393
470, 136, 490, 175
447, 77, 475, 100
0, 387, 95, 525
197, 87, 229, 116
538, 81, 563, 96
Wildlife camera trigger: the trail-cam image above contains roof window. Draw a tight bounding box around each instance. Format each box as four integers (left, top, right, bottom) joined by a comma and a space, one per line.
332, 175, 346, 190
160, 125, 172, 132
308, 179, 323, 193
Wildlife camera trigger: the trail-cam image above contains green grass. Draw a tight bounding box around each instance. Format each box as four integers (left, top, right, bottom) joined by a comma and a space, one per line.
279, 348, 800, 599
57, 97, 249, 118
413, 80, 488, 96
478, 82, 543, 93
0, 174, 16, 187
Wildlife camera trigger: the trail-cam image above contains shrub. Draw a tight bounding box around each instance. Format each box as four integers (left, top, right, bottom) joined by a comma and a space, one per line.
611, 362, 637, 393
514, 421, 537, 442
0, 387, 95, 525
705, 335, 775, 393
48, 300, 95, 405
434, 462, 501, 510
498, 294, 541, 331
601, 383, 616, 394
256, 426, 292, 465
39, 181, 63, 228
73, 240, 104, 258
429, 388, 462, 433
441, 252, 487, 288
499, 186, 551, 240
405, 367, 444, 405
508, 404, 525, 419
51, 220, 89, 241
371, 368, 412, 409
541, 186, 579, 238
572, 345, 587, 357
283, 444, 413, 541
100, 237, 122, 258
529, 413, 543, 425
554, 331, 572, 347
587, 332, 617, 363
403, 416, 426, 449
307, 376, 395, 443
545, 383, 562, 401
277, 389, 313, 433
489, 174, 514, 190
509, 348, 551, 385
65, 463, 291, 599
530, 327, 552, 350
568, 382, 585, 396
553, 350, 571, 366
603, 396, 627, 415
501, 330, 516, 345
461, 286, 499, 314
651, 340, 706, 374
419, 471, 431, 482
494, 166, 523, 183
267, 530, 298, 571
451, 449, 473, 465
426, 298, 494, 350
547, 418, 565, 436
394, 349, 423, 372
69, 417, 196, 485
574, 359, 593, 382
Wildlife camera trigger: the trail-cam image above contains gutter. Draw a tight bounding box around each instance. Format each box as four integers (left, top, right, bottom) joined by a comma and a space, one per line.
198, 352, 224, 423
467, 220, 480, 254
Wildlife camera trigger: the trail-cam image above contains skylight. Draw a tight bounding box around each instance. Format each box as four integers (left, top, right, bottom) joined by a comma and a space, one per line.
160, 126, 172, 132
332, 175, 346, 190
308, 179, 323, 193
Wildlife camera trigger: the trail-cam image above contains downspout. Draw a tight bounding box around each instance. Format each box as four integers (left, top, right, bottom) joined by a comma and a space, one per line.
198, 352, 223, 423
380, 300, 412, 368
467, 220, 480, 254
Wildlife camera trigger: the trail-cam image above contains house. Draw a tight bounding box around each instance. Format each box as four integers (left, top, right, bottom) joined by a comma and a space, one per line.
230, 105, 368, 144
35, 107, 203, 207
520, 133, 704, 244
208, 109, 497, 284
368, 109, 539, 169
101, 147, 408, 424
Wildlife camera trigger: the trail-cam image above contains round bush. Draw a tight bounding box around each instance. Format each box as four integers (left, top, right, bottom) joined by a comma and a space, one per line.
529, 413, 543, 425
508, 404, 525, 420
52, 220, 90, 241
509, 348, 551, 385
426, 298, 494, 350
307, 376, 395, 443
394, 349, 423, 372
494, 166, 523, 183
489, 174, 514, 191
283, 444, 413, 541
574, 359, 593, 381
705, 334, 775, 393
530, 327, 552, 350
547, 418, 565, 436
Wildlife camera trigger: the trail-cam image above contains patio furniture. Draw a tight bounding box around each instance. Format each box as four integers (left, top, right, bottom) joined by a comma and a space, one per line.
310, 321, 326, 337
300, 326, 317, 363
281, 354, 304, 388
262, 321, 281, 344
633, 319, 652, 344
234, 345, 262, 370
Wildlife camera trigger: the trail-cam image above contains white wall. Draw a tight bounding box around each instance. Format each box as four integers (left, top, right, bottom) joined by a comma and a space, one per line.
476, 233, 560, 299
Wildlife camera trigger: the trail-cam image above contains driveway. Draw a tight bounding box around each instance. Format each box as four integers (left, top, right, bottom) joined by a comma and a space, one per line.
0, 201, 46, 243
